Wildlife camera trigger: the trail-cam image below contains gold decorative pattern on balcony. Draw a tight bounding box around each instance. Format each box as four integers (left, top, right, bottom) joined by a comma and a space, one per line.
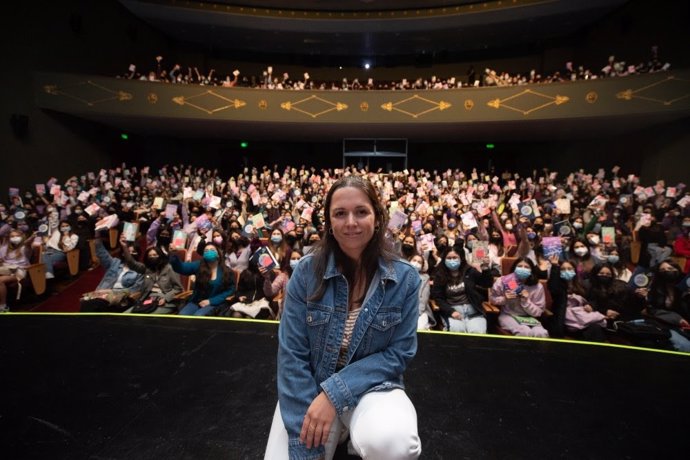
42, 81, 133, 106
616, 76, 690, 106
171, 90, 246, 115
381, 94, 452, 118
487, 89, 569, 115
154, 0, 550, 20
280, 95, 348, 118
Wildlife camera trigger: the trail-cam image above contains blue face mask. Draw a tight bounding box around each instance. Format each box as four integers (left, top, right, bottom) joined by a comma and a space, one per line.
514, 266, 532, 280
445, 259, 461, 270
289, 259, 300, 270
607, 255, 620, 264
203, 249, 219, 263
560, 270, 576, 281
271, 235, 283, 244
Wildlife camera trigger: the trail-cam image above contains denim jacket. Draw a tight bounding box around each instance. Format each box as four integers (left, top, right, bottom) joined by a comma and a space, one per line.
278, 252, 420, 460
95, 239, 143, 292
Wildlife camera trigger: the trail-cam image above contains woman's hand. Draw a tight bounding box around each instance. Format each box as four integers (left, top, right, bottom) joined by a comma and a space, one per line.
300, 392, 336, 449
451, 311, 462, 320
606, 309, 620, 320
505, 290, 517, 299
583, 305, 593, 313
198, 299, 210, 307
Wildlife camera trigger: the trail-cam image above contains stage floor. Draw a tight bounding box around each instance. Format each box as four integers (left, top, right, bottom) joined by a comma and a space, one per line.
1, 314, 688, 459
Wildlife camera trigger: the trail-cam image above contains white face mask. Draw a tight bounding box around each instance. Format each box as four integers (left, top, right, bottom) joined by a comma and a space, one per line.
588, 236, 600, 245
574, 247, 588, 257
410, 262, 423, 272
10, 236, 22, 245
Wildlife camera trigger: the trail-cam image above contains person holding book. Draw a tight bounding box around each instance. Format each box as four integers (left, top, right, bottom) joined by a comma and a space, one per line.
170, 241, 235, 316
267, 227, 291, 269
265, 175, 422, 460
644, 260, 690, 352
547, 259, 606, 341
569, 237, 599, 280
261, 249, 303, 319
430, 247, 493, 333
41, 220, 79, 279
489, 257, 549, 337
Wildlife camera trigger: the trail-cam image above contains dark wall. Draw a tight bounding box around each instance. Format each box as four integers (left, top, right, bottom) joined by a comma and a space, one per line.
2, 0, 688, 196
1, 1, 168, 194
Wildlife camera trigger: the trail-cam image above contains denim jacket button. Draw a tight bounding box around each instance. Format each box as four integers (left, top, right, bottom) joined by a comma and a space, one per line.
382, 320, 387, 327
307, 315, 312, 323
343, 406, 349, 412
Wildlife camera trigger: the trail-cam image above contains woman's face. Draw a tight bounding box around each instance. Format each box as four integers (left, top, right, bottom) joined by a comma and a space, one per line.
411, 255, 424, 266
445, 251, 460, 263
329, 186, 376, 258
290, 252, 302, 263
561, 261, 575, 272
574, 241, 587, 251
598, 267, 613, 278
403, 237, 415, 247
271, 229, 282, 239
516, 260, 531, 270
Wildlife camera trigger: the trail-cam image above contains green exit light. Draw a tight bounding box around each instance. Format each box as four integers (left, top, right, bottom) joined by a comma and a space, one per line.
486, 143, 495, 149
240, 141, 249, 148
120, 133, 129, 140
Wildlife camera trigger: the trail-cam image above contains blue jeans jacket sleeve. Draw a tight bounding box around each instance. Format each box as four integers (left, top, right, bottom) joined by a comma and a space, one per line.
319, 268, 420, 415
278, 263, 325, 460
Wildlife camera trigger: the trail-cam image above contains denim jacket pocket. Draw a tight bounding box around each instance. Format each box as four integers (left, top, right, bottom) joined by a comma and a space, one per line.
360, 306, 402, 355
305, 302, 332, 361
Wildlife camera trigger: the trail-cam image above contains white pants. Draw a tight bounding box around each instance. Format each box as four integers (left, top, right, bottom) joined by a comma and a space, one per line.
264, 388, 421, 460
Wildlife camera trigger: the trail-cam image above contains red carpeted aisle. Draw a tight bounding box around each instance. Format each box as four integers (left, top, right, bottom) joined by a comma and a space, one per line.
31, 267, 104, 313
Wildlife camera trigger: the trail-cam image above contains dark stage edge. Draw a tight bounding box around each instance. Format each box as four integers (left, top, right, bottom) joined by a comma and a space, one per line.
1, 313, 688, 460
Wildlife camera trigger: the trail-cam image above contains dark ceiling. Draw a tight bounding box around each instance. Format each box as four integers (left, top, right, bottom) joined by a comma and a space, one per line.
119, 0, 629, 58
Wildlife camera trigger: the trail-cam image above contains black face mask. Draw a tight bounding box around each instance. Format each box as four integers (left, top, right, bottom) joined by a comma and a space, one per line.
158, 235, 171, 247
660, 271, 680, 283
285, 235, 297, 245
145, 256, 160, 269
490, 237, 502, 245
597, 275, 613, 287
402, 244, 415, 254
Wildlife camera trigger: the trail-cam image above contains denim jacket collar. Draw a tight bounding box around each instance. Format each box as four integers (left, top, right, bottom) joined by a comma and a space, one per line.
323, 252, 398, 283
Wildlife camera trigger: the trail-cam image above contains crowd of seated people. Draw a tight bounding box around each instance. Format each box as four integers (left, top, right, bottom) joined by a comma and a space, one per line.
116, 46, 671, 90
1, 162, 689, 352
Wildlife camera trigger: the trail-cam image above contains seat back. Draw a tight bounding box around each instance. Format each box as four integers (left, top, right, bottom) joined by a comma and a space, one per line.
500, 256, 517, 276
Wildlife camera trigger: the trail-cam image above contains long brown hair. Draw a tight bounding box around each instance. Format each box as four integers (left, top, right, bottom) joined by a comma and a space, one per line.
308, 176, 397, 302
196, 242, 234, 299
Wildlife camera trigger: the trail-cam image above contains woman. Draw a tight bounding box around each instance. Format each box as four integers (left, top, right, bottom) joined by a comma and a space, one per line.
261, 249, 303, 319
121, 239, 183, 314
0, 229, 31, 311
170, 241, 236, 316
410, 254, 434, 331
645, 261, 690, 352
569, 237, 598, 280
548, 260, 606, 342
267, 227, 291, 269
588, 263, 643, 324
265, 176, 421, 459
490, 258, 548, 338
606, 247, 632, 282
42, 220, 79, 279
226, 231, 251, 272
431, 248, 493, 333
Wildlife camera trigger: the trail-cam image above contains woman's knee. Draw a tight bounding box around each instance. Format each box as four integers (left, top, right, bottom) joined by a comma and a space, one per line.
352, 425, 421, 460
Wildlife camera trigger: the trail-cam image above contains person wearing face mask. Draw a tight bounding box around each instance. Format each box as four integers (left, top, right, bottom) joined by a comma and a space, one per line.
400, 235, 418, 261
226, 231, 251, 272
119, 240, 183, 314
0, 229, 31, 311
637, 211, 671, 268
261, 249, 303, 319
585, 232, 605, 263
42, 220, 79, 279
444, 218, 460, 246
587, 263, 644, 327
548, 259, 607, 342
606, 248, 631, 282
170, 241, 236, 316
490, 258, 548, 337
302, 232, 321, 255
431, 248, 493, 333
569, 238, 598, 279
491, 210, 517, 251
267, 228, 291, 269
644, 261, 690, 351
410, 254, 434, 331
672, 218, 690, 274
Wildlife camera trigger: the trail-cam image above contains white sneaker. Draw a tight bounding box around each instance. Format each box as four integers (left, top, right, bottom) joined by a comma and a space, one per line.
45, 272, 55, 280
